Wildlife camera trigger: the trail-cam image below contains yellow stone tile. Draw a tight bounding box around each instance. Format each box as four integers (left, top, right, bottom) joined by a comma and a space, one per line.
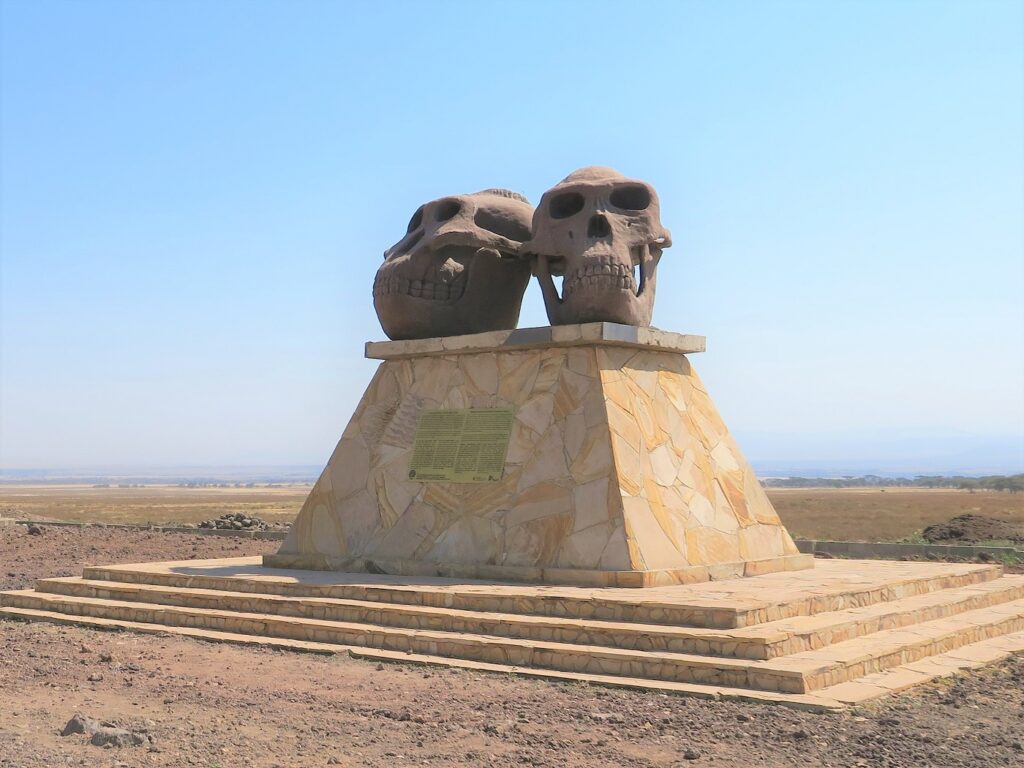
565, 347, 595, 377
516, 393, 556, 435
605, 400, 642, 453
623, 357, 660, 399
573, 478, 613, 532
647, 444, 679, 487
517, 429, 568, 491
505, 482, 573, 527
569, 425, 614, 484
686, 527, 742, 566
497, 353, 541, 401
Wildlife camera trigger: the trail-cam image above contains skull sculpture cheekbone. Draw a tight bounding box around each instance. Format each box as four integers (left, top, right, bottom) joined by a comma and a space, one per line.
522, 167, 672, 327
373, 189, 534, 340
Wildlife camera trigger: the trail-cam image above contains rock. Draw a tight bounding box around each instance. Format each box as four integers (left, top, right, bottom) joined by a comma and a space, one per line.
79, 644, 91, 654
682, 747, 702, 760
99, 652, 113, 663
26, 524, 43, 536
61, 713, 149, 748
62, 714, 100, 736
87, 673, 104, 682
89, 727, 146, 748
198, 512, 272, 531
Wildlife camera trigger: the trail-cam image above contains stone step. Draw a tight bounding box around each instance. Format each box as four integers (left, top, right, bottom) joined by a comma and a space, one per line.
2, 603, 1021, 712
813, 630, 1024, 705
2, 589, 1022, 693
744, 576, 1024, 658
80, 557, 1003, 629
32, 574, 1024, 660
0, 604, 841, 711
763, 599, 1024, 690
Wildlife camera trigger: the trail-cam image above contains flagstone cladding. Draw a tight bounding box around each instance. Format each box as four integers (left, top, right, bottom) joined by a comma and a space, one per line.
268, 326, 811, 586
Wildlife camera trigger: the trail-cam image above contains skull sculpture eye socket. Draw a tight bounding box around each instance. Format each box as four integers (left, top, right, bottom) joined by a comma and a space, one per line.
407, 206, 424, 233
549, 192, 585, 219
609, 184, 651, 211
435, 199, 461, 222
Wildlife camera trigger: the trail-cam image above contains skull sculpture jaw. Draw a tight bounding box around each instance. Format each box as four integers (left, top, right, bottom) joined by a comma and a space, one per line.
536, 244, 663, 327
524, 167, 672, 328
374, 247, 531, 340
373, 190, 534, 340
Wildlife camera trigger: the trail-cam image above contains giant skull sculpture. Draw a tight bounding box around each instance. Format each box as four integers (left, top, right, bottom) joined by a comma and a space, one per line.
522, 167, 672, 327
373, 189, 534, 340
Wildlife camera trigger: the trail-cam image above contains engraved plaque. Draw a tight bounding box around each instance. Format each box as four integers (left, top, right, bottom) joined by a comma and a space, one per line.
408, 408, 514, 483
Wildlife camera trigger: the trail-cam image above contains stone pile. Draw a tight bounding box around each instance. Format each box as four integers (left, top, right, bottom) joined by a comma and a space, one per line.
198, 513, 271, 531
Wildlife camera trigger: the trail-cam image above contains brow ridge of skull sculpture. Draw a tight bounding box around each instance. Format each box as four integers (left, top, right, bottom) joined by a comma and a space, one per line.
373, 189, 535, 340
521, 167, 672, 327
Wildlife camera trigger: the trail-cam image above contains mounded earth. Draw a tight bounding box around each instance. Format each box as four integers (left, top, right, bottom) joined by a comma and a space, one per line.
1, 525, 1023, 767
922, 513, 1024, 545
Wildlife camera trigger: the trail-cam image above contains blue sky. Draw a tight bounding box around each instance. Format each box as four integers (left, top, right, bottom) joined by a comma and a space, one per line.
1, 0, 1022, 473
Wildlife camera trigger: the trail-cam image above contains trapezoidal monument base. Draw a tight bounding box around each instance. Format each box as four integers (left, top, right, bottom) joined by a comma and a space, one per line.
264, 323, 813, 587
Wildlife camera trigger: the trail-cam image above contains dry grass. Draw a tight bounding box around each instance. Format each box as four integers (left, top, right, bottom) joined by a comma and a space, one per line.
0, 484, 309, 526
2, 484, 1023, 543
769, 488, 1024, 542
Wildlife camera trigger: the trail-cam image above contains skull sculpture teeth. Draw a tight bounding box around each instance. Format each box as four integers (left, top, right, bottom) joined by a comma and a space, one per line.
373, 189, 534, 340
522, 167, 672, 327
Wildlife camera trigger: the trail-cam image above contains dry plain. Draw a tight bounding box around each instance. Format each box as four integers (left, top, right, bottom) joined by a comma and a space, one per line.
0, 484, 309, 527
2, 484, 1022, 543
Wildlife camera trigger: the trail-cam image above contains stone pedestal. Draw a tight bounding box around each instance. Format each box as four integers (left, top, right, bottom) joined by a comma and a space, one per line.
264, 323, 812, 586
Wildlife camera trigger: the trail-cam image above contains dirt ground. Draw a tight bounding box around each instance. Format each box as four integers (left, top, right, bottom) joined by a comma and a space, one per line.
768, 488, 1024, 542
0, 526, 280, 590
922, 513, 1024, 545
1, 526, 1023, 768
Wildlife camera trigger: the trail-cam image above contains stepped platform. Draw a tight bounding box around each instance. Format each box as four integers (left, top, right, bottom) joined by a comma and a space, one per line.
3, 557, 1023, 711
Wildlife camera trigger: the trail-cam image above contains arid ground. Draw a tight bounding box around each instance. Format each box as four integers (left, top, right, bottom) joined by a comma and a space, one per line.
3, 484, 1022, 543
1, 488, 1023, 767
0, 484, 309, 527
767, 488, 1022, 542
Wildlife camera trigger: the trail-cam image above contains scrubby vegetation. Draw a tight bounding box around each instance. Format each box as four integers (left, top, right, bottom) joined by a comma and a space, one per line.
763, 474, 1024, 491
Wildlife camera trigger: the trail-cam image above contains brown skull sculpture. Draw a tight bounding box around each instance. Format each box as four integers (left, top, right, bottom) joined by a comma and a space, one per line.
522, 167, 672, 327
373, 189, 534, 340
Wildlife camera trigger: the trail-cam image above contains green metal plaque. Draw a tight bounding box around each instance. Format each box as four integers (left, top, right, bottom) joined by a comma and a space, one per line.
408, 408, 515, 483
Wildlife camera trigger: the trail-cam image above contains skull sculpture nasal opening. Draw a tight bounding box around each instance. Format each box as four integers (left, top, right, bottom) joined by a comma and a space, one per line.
521, 166, 672, 328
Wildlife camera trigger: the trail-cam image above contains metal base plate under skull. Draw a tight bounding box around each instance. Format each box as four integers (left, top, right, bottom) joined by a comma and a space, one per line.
523, 167, 672, 327
373, 189, 534, 340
